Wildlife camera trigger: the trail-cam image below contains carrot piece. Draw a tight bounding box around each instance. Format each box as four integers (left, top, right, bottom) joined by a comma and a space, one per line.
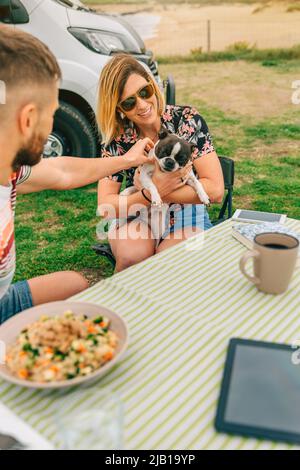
18, 369, 29, 379
103, 351, 114, 361
87, 326, 97, 334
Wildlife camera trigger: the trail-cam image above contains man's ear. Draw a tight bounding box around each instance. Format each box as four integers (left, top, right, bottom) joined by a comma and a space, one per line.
158, 127, 169, 140
19, 103, 38, 138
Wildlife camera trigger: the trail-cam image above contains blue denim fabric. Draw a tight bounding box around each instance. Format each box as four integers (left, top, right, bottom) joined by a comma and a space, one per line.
0, 280, 33, 325
161, 204, 212, 240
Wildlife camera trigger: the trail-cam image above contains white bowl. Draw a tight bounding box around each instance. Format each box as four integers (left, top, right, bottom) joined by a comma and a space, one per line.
0, 301, 128, 389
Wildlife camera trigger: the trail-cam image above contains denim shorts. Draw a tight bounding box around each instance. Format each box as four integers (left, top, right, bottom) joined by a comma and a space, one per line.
0, 280, 33, 325
161, 204, 213, 240
105, 204, 212, 244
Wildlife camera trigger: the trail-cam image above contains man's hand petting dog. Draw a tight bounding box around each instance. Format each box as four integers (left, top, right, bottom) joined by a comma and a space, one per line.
134, 160, 193, 199
123, 138, 155, 168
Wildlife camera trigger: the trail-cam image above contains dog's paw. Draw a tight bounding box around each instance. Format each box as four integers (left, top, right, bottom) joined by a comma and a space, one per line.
201, 195, 211, 207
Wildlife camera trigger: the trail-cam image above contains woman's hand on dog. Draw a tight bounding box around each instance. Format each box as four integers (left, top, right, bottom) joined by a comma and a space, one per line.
134, 160, 193, 197
123, 138, 155, 169
152, 161, 193, 198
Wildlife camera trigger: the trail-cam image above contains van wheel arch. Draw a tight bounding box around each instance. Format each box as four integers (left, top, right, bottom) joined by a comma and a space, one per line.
44, 91, 101, 158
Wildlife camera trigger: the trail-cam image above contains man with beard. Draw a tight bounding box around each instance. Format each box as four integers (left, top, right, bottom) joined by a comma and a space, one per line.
0, 26, 154, 324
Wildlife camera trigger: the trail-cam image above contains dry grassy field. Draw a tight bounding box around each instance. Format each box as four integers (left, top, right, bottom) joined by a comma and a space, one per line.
90, 1, 300, 55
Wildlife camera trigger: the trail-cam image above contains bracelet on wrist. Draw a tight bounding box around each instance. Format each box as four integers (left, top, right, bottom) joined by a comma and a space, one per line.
141, 188, 152, 203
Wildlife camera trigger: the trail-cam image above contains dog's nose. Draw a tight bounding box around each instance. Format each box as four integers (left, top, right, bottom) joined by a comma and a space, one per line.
164, 158, 175, 170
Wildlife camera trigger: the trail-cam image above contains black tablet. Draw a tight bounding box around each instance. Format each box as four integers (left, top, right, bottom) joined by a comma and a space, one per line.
215, 338, 300, 445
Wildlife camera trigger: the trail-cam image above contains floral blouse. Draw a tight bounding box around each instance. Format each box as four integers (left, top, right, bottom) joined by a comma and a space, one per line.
100, 104, 215, 188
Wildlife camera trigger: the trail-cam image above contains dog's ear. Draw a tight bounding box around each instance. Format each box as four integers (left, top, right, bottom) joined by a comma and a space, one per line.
158, 127, 169, 140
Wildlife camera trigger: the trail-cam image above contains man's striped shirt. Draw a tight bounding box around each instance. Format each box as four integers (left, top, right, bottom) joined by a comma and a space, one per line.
0, 166, 31, 299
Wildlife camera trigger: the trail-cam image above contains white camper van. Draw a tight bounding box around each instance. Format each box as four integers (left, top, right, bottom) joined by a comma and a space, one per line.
0, 0, 174, 157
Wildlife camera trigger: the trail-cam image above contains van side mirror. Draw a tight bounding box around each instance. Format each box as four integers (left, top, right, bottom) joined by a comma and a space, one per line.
0, 0, 29, 24
11, 0, 29, 24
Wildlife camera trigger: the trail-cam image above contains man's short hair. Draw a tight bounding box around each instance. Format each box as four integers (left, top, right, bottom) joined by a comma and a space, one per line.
0, 25, 61, 92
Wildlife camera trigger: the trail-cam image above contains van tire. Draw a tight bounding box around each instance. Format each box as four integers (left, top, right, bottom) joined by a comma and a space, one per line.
51, 101, 98, 158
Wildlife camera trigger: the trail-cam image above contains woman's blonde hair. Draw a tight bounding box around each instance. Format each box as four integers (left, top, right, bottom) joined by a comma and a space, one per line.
97, 53, 165, 146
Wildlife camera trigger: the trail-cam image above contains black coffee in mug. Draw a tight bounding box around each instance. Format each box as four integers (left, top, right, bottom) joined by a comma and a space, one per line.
263, 243, 289, 250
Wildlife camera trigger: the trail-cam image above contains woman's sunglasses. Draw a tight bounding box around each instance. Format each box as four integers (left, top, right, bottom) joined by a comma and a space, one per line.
119, 83, 154, 113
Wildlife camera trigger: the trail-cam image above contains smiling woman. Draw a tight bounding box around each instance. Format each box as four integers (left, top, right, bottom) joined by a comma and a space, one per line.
98, 53, 164, 146
96, 53, 224, 272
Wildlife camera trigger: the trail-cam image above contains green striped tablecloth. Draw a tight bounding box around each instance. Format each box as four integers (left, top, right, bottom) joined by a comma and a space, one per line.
1, 217, 300, 450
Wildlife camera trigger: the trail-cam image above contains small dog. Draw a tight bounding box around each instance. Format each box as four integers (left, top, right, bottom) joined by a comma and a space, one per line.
121, 128, 210, 241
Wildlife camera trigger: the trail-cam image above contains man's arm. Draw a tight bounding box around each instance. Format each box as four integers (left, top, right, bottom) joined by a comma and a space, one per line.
17, 139, 154, 194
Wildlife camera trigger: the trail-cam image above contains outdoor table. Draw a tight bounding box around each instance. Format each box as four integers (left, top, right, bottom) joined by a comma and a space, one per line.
0, 217, 300, 450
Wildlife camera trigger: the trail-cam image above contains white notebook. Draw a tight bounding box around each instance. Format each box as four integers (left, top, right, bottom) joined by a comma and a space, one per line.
0, 402, 54, 450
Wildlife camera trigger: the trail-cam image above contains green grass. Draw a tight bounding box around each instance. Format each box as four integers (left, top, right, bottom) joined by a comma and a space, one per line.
287, 2, 300, 12
14, 60, 300, 285
244, 123, 300, 142
15, 186, 114, 284
157, 44, 300, 64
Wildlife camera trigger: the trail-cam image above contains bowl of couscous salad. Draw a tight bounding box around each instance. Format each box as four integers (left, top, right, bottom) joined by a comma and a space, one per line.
0, 301, 128, 389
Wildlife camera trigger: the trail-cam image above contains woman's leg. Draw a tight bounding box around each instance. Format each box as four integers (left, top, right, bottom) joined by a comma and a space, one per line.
156, 204, 210, 254
155, 227, 203, 254
109, 220, 156, 272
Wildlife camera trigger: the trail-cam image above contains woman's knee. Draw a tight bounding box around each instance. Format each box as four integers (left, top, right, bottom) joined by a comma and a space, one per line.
115, 244, 155, 271
156, 227, 203, 253
52, 271, 89, 296
109, 222, 155, 271
66, 271, 89, 293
